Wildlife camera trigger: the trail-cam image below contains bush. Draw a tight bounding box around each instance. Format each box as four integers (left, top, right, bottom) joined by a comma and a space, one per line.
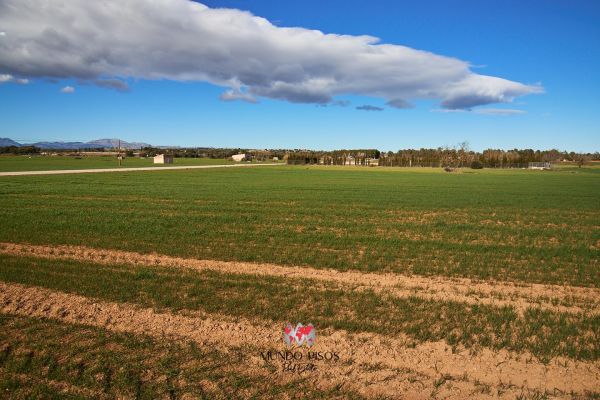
0, 145, 40, 155
470, 160, 484, 169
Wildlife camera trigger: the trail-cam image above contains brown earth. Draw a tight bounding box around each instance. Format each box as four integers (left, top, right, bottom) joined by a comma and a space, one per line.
1, 281, 598, 399
1, 242, 598, 316
1, 372, 103, 399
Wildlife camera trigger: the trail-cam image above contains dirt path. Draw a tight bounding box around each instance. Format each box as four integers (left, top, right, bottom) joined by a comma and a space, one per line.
0, 163, 280, 176
1, 242, 598, 316
1, 282, 598, 399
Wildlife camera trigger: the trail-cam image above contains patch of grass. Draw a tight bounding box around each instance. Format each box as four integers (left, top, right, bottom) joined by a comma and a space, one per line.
0, 166, 598, 286
515, 391, 550, 400
1, 254, 597, 361
0, 314, 366, 399
0, 154, 241, 171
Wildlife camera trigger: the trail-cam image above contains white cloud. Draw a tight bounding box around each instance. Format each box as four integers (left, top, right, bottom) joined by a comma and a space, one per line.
320, 100, 351, 107
473, 108, 526, 116
0, 0, 542, 109
386, 99, 414, 109
220, 88, 258, 103
60, 85, 75, 93
0, 73, 28, 84
430, 108, 466, 113
92, 78, 129, 92
356, 105, 384, 111
430, 107, 526, 115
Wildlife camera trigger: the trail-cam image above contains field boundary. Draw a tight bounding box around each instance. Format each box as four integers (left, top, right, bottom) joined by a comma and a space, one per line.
0, 162, 280, 176
1, 242, 597, 316
1, 281, 598, 399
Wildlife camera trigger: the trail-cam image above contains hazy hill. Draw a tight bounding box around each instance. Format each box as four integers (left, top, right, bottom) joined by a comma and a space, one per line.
30, 141, 104, 150
0, 138, 151, 150
86, 138, 151, 149
0, 138, 21, 147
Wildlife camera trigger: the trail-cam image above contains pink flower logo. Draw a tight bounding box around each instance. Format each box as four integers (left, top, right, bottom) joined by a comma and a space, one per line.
283, 323, 316, 347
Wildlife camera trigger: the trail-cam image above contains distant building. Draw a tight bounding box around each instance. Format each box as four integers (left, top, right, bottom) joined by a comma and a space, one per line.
366, 158, 379, 166
154, 154, 173, 164
231, 153, 246, 162
528, 162, 551, 170
273, 156, 279, 161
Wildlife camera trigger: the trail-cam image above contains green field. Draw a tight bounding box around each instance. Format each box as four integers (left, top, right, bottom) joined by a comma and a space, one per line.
0, 155, 243, 172
1, 165, 598, 398
0, 314, 363, 400
0, 166, 598, 286
1, 253, 596, 361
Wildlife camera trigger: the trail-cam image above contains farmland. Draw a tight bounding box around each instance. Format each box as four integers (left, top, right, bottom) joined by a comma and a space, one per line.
0, 155, 241, 172
0, 165, 599, 399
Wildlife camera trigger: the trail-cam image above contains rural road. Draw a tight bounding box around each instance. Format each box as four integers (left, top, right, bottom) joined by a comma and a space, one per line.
0, 163, 281, 177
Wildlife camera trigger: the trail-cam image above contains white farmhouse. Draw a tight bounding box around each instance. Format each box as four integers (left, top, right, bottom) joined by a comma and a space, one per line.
528, 162, 551, 170
153, 154, 173, 164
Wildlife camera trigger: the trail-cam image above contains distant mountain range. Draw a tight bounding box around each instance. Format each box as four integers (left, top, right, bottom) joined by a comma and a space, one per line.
0, 138, 21, 147
0, 138, 152, 150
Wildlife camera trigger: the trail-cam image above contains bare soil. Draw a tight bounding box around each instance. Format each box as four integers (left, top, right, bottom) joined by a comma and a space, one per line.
1, 281, 598, 399
1, 242, 597, 316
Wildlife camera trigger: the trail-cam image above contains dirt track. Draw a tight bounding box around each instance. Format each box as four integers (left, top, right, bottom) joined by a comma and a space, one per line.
0, 162, 280, 176
1, 281, 598, 399
1, 242, 597, 316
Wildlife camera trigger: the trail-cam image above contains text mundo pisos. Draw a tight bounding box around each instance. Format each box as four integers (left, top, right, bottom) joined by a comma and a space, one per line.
258, 323, 340, 373
259, 349, 341, 373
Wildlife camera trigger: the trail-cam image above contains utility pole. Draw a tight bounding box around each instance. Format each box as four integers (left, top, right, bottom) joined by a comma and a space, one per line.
117, 139, 122, 166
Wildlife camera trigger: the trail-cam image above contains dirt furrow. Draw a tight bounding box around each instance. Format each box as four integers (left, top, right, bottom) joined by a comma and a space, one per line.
1, 242, 598, 316
1, 282, 598, 399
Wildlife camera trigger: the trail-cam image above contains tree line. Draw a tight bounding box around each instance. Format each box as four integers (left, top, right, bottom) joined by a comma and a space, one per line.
0, 146, 41, 155
2, 144, 598, 168
286, 145, 599, 168
138, 147, 289, 161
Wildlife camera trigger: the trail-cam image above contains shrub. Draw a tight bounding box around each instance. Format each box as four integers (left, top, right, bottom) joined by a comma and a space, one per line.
470, 160, 484, 169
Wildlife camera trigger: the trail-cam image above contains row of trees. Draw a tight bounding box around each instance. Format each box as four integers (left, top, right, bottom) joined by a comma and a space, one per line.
287, 149, 381, 165
138, 147, 289, 161
0, 145, 41, 155
287, 144, 600, 168
2, 144, 598, 168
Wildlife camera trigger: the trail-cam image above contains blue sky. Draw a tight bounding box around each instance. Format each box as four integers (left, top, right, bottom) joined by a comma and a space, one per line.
1, 0, 599, 151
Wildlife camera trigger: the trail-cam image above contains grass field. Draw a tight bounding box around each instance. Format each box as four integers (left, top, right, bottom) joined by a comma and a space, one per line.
1, 165, 598, 285
0, 165, 598, 398
0, 314, 361, 400
0, 155, 244, 172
